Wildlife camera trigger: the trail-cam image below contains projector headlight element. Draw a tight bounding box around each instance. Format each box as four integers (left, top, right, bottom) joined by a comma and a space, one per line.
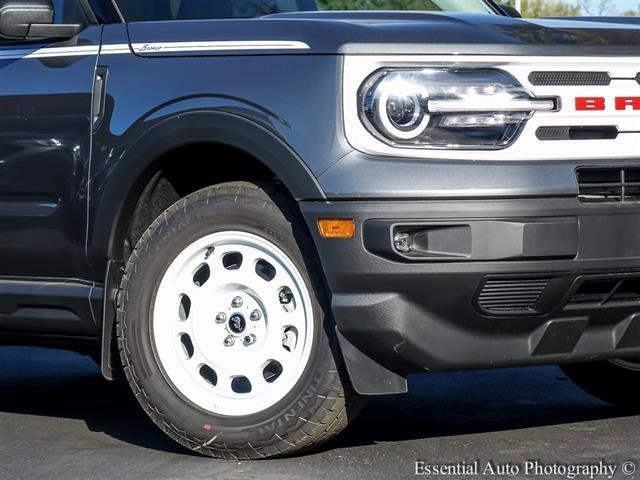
359, 68, 557, 149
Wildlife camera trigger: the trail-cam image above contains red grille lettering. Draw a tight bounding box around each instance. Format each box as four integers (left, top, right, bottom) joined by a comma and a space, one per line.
615, 97, 640, 111
576, 97, 605, 111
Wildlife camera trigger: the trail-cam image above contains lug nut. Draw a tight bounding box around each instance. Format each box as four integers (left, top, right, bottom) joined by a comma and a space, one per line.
224, 336, 235, 347
215, 313, 227, 324
243, 334, 257, 347
279, 290, 293, 305
250, 310, 262, 321
231, 296, 243, 308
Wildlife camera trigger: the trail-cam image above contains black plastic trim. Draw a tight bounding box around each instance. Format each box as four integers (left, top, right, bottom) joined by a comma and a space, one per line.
93, 110, 325, 265
92, 66, 108, 132
336, 329, 407, 395
0, 278, 101, 337
101, 260, 123, 380
301, 198, 640, 376
364, 218, 578, 263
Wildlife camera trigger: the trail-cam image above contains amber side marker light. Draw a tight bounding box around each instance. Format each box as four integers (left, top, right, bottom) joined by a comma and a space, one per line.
317, 219, 356, 239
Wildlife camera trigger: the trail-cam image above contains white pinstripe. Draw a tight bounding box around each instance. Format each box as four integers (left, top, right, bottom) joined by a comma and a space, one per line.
0, 40, 310, 60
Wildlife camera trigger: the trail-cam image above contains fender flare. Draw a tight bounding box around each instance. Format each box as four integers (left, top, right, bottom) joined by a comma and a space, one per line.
90, 109, 325, 266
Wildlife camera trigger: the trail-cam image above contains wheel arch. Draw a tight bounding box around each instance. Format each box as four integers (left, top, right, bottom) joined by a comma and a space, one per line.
91, 110, 325, 267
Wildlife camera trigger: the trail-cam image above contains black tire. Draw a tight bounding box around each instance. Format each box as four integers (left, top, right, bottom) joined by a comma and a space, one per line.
116, 181, 364, 459
561, 360, 640, 408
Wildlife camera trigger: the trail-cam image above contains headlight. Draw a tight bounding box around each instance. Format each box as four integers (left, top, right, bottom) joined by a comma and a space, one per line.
359, 68, 558, 150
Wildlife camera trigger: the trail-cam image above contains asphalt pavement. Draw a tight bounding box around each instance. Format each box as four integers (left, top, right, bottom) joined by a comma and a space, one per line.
1, 346, 639, 480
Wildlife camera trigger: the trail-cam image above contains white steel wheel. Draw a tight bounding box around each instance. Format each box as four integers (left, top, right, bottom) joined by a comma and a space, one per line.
153, 231, 314, 417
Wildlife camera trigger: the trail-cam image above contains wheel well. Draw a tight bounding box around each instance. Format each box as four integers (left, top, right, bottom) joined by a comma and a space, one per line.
102, 140, 323, 381
118, 142, 287, 262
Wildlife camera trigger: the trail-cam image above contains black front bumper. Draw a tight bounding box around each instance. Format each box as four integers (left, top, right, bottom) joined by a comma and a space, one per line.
301, 197, 640, 392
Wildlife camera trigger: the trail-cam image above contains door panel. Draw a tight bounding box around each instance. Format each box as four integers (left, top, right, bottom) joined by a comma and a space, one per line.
0, 27, 101, 278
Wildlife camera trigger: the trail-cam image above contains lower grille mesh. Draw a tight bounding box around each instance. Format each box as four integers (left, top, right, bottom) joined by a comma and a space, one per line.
577, 167, 640, 203
477, 278, 549, 315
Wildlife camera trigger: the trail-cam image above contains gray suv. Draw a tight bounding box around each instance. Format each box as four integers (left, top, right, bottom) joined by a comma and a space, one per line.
0, 0, 639, 459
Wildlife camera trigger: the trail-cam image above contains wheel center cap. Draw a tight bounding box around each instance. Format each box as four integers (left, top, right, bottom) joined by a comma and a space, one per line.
228, 313, 246, 334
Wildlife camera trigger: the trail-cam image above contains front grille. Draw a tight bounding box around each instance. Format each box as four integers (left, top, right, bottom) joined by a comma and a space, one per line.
477, 278, 549, 315
577, 167, 640, 203
529, 71, 611, 86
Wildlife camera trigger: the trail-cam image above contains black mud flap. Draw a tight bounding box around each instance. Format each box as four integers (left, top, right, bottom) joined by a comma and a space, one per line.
101, 260, 124, 380
336, 328, 407, 395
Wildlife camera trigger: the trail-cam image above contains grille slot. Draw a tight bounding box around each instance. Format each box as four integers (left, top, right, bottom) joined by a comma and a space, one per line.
610, 279, 640, 303
536, 126, 619, 141
568, 279, 619, 305
568, 277, 640, 306
577, 167, 640, 203
477, 278, 549, 315
529, 71, 611, 86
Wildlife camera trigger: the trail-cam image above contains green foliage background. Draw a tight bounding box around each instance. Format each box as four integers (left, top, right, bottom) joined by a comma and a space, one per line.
317, 0, 580, 15
502, 0, 580, 16
318, 0, 440, 9
317, 0, 639, 17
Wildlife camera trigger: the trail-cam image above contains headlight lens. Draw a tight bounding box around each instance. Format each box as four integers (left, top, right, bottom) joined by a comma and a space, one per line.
359, 68, 557, 150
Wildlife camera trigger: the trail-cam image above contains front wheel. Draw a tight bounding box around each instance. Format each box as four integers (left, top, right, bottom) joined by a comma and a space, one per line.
117, 182, 364, 459
561, 359, 640, 408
